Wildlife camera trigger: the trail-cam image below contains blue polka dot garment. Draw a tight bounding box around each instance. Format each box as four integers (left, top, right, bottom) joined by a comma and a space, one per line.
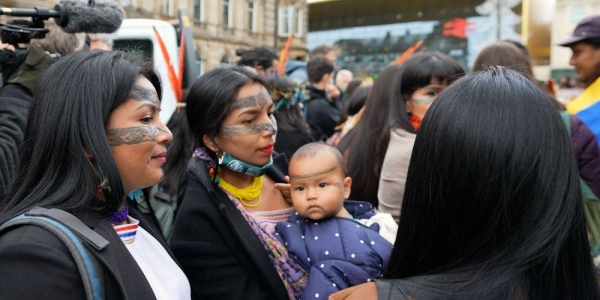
274, 200, 393, 300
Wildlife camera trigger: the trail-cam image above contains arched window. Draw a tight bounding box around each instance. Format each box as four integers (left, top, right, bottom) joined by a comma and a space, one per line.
220, 55, 230, 67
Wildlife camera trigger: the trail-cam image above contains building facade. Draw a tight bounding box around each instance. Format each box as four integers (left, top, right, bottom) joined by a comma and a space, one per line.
1, 0, 308, 75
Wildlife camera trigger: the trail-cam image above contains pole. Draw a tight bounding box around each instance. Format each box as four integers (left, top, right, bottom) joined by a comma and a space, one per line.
273, 0, 279, 54
497, 0, 502, 40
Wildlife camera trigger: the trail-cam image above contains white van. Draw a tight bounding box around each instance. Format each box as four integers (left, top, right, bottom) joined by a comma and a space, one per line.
112, 19, 180, 123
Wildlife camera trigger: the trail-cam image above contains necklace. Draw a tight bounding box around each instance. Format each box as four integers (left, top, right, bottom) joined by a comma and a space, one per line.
218, 176, 263, 208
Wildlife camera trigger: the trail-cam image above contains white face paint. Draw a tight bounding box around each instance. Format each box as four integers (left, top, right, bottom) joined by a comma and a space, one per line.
270, 114, 278, 143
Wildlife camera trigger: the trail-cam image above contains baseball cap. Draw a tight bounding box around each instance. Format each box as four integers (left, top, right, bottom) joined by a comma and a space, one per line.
557, 14, 600, 47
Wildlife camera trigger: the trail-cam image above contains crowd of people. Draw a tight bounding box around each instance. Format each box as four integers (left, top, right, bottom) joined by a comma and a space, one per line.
0, 10, 599, 300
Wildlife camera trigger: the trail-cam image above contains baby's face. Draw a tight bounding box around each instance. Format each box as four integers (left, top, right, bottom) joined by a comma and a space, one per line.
288, 152, 351, 220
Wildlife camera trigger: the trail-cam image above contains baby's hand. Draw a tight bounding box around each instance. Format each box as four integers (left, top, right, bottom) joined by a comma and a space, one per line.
274, 182, 292, 204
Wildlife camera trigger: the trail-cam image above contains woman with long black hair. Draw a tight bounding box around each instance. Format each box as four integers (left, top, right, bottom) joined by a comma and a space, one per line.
331, 67, 600, 299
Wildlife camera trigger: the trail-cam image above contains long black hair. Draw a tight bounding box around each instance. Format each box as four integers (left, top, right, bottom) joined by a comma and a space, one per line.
186, 66, 266, 161
338, 52, 464, 206
384, 67, 600, 299
2, 51, 161, 219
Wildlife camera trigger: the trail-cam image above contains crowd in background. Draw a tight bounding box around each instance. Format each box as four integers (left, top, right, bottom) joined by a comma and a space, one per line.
0, 9, 599, 300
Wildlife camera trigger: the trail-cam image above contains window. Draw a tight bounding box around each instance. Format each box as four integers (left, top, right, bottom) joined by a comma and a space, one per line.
248, 0, 257, 32
162, 0, 171, 15
220, 55, 230, 67
196, 51, 205, 76
194, 0, 203, 22
279, 6, 294, 36
295, 7, 304, 36
223, 0, 232, 27
571, 6, 586, 24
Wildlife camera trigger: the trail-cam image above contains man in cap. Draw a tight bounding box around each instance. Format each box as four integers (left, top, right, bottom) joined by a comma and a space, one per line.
558, 14, 600, 145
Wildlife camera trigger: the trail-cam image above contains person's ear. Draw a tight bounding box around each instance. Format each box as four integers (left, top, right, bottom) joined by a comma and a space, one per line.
203, 134, 219, 153
343, 177, 352, 199
405, 100, 413, 113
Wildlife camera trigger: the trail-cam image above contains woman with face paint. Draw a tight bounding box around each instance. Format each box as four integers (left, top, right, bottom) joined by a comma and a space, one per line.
0, 51, 190, 299
377, 52, 464, 222
170, 67, 307, 300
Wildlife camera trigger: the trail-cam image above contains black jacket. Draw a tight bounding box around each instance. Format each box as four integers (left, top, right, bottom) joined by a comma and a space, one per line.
0, 201, 174, 299
305, 85, 341, 141
0, 94, 29, 198
170, 152, 290, 300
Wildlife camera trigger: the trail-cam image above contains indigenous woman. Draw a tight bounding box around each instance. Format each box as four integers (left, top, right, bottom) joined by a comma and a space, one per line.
170, 67, 307, 300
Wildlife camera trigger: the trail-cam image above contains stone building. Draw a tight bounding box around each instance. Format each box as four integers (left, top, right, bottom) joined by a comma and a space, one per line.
0, 0, 309, 74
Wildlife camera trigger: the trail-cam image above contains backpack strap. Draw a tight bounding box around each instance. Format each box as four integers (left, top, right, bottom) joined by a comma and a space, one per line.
0, 207, 108, 300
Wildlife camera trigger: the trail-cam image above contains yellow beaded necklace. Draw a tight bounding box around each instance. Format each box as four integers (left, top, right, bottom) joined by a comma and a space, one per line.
218, 176, 263, 208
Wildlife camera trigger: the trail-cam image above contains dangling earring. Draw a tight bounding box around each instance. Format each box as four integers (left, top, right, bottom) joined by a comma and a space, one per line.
96, 165, 111, 193
127, 189, 144, 203
89, 156, 111, 194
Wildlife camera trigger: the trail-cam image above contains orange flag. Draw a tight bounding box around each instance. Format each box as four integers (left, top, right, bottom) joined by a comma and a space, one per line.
278, 32, 295, 75
395, 40, 423, 64
154, 27, 183, 102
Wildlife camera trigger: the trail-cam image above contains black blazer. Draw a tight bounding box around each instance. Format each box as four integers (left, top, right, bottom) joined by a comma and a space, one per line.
0, 200, 177, 300
170, 153, 289, 300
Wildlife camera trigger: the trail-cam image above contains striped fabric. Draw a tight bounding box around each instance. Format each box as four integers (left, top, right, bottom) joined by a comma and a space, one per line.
113, 216, 140, 244
567, 77, 600, 146
249, 207, 294, 234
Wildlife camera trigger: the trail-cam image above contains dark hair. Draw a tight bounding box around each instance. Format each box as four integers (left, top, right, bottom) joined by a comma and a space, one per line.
186, 66, 266, 161
344, 78, 364, 97
502, 39, 531, 58
582, 37, 600, 48
236, 47, 278, 70
473, 42, 533, 78
161, 109, 194, 197
384, 67, 600, 299
345, 85, 370, 117
473, 41, 565, 110
291, 142, 346, 175
2, 51, 161, 219
307, 55, 334, 83
308, 44, 336, 58
338, 52, 464, 206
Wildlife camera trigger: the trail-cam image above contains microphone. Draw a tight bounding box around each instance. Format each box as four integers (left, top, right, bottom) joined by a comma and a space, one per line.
0, 1, 124, 34
59, 1, 125, 34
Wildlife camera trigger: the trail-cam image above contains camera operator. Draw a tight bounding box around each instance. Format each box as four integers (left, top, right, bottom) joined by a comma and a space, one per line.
0, 19, 84, 198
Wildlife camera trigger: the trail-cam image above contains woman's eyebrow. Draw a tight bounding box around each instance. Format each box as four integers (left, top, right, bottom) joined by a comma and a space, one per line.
135, 103, 159, 112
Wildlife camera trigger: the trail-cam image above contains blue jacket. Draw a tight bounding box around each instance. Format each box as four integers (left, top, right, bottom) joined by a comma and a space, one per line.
275, 200, 392, 300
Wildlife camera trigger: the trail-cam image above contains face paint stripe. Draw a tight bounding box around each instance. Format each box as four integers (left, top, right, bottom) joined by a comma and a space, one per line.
107, 126, 158, 146
220, 123, 277, 136
230, 91, 271, 111
128, 86, 159, 103
288, 166, 337, 179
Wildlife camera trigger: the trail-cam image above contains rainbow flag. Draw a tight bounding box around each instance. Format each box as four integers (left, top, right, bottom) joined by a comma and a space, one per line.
567, 77, 600, 146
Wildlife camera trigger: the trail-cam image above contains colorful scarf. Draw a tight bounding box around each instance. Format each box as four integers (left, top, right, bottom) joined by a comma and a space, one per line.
193, 147, 308, 299
410, 114, 422, 132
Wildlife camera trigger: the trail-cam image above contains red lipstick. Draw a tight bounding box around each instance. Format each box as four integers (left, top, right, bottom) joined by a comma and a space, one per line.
259, 144, 274, 154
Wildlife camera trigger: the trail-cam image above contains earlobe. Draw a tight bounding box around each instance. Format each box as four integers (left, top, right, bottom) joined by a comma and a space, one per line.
343, 177, 352, 199
405, 100, 412, 113
202, 134, 218, 153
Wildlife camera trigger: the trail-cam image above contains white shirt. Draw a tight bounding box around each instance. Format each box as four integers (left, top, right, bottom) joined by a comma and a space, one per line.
114, 217, 191, 300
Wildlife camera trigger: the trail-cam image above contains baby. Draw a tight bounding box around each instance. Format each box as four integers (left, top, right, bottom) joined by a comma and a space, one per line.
275, 142, 393, 300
